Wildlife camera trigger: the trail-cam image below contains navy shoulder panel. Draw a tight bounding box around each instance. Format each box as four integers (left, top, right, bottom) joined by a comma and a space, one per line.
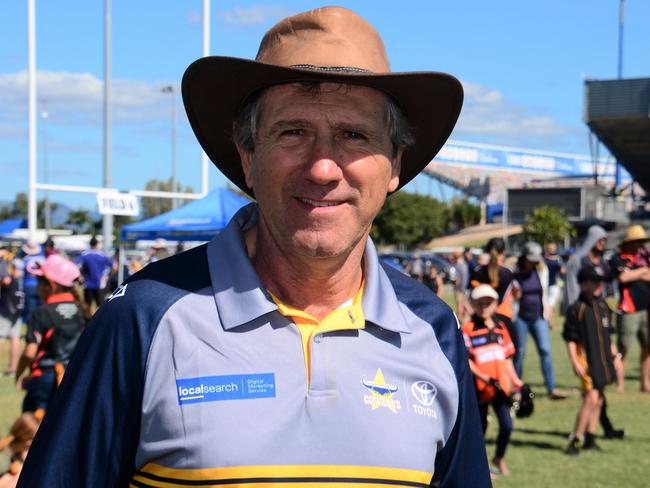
18, 244, 212, 487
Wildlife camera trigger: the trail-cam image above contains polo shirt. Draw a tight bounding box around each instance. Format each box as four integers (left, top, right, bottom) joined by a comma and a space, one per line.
18, 204, 490, 488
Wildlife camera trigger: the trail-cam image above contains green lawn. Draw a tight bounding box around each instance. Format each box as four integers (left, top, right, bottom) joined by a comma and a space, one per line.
1, 292, 649, 486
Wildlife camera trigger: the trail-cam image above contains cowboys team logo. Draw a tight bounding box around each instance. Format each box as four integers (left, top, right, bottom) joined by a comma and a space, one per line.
362, 369, 401, 413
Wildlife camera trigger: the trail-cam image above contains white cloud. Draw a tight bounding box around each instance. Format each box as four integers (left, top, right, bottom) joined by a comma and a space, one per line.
187, 10, 202, 26
218, 5, 293, 26
456, 81, 570, 143
0, 70, 178, 127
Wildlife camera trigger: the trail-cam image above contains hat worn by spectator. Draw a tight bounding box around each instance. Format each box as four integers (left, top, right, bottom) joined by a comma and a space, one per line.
471, 284, 499, 301
151, 238, 168, 250
181, 6, 463, 196
26, 254, 80, 288
522, 241, 543, 263
621, 224, 649, 245
577, 266, 605, 284
22, 241, 41, 256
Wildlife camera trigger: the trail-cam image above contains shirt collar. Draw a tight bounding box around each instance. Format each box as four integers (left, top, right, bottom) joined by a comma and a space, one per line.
208, 203, 410, 334
46, 292, 76, 304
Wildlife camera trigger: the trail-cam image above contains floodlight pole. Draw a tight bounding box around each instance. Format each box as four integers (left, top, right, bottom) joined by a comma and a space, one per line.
103, 0, 113, 252
200, 0, 210, 195
27, 0, 37, 242
615, 0, 625, 187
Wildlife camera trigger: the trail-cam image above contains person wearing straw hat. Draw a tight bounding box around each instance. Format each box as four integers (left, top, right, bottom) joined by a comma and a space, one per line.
17, 7, 490, 487
609, 224, 650, 393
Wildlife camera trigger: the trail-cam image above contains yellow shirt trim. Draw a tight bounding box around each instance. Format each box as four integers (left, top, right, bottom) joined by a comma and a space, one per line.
270, 284, 365, 382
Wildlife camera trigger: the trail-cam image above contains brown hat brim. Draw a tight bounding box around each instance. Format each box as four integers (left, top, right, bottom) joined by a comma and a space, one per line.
181, 56, 463, 196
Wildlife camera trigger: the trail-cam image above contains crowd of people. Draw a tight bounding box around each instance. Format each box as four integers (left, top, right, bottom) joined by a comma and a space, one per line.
0, 236, 183, 483
450, 223, 650, 477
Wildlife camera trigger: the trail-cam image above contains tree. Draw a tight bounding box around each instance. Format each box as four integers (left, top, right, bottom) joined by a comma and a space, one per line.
523, 205, 576, 245
371, 192, 449, 248
141, 178, 195, 218
67, 209, 94, 234
448, 198, 481, 232
0, 192, 60, 229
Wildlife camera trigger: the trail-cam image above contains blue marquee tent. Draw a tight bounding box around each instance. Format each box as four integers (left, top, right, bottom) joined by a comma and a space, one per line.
120, 187, 250, 242
0, 218, 27, 236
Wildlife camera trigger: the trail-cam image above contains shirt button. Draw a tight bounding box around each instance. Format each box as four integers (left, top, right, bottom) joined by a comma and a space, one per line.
313, 335, 322, 344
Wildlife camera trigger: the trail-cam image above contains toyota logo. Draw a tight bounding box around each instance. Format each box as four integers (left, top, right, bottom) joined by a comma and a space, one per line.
411, 381, 437, 406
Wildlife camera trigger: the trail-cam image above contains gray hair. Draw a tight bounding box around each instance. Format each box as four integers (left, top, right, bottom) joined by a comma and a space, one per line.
232, 83, 415, 160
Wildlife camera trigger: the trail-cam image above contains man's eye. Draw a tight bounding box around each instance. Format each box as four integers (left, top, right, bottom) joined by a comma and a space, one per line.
282, 129, 303, 136
345, 131, 366, 140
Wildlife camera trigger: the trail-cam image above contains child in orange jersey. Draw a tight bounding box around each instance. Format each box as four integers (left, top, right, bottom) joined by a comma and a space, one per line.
462, 284, 523, 476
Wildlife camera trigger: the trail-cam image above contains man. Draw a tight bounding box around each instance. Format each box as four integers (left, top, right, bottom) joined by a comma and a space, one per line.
452, 248, 470, 322
0, 246, 24, 375
543, 242, 564, 326
20, 241, 43, 323
19, 7, 489, 487
609, 224, 650, 392
76, 236, 116, 312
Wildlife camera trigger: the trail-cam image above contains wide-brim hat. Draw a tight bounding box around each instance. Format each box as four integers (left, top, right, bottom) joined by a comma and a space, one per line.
22, 241, 41, 256
181, 6, 463, 197
621, 224, 649, 245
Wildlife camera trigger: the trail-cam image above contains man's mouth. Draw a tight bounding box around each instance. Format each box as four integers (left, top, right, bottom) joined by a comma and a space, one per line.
297, 197, 343, 207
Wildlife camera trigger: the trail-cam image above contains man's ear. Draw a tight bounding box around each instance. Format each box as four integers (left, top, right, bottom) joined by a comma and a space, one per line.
388, 149, 402, 193
236, 144, 255, 190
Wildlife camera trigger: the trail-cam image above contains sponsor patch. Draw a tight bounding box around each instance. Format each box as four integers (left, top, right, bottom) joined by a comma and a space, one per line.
411, 380, 438, 419
176, 373, 275, 405
362, 368, 401, 413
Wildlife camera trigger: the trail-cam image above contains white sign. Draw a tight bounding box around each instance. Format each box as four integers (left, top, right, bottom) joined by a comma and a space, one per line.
97, 192, 140, 216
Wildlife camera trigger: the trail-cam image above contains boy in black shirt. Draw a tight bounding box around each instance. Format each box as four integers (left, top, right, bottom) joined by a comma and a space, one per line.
563, 267, 622, 454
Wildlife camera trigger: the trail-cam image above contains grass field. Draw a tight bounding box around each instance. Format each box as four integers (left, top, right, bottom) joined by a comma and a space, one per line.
0, 291, 649, 486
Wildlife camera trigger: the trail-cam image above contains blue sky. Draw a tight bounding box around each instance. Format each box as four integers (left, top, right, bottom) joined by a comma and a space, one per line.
1, 1, 648, 211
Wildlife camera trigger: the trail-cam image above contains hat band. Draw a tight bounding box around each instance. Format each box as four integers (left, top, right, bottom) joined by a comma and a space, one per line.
290, 64, 372, 74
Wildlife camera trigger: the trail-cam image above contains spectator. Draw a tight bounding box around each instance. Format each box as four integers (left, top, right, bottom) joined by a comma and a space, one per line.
0, 246, 24, 376
464, 247, 477, 271
471, 237, 515, 319
423, 262, 444, 298
19, 242, 43, 324
43, 238, 57, 258
543, 242, 565, 326
76, 236, 116, 312
609, 224, 650, 392
563, 267, 621, 454
564, 225, 608, 309
463, 284, 523, 477
147, 238, 170, 264
0, 412, 39, 488
512, 242, 565, 400
564, 225, 623, 438
15, 255, 84, 415
452, 248, 470, 321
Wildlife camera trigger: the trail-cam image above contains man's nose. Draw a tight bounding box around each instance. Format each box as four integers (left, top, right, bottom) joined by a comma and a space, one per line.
306, 133, 343, 184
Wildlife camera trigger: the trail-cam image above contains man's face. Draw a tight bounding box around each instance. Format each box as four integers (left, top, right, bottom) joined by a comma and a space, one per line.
239, 83, 401, 259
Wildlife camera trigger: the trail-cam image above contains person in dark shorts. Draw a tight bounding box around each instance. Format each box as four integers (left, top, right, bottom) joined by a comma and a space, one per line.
563, 267, 622, 454
75, 236, 116, 313
15, 255, 85, 416
609, 224, 650, 392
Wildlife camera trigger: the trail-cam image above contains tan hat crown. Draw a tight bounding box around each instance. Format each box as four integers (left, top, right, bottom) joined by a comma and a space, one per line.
622, 224, 649, 244
256, 7, 390, 73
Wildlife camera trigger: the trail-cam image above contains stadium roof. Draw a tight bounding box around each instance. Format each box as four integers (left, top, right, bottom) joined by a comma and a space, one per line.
584, 77, 650, 192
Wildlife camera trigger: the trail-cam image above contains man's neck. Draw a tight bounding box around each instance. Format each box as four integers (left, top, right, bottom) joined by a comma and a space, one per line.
245, 225, 365, 321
